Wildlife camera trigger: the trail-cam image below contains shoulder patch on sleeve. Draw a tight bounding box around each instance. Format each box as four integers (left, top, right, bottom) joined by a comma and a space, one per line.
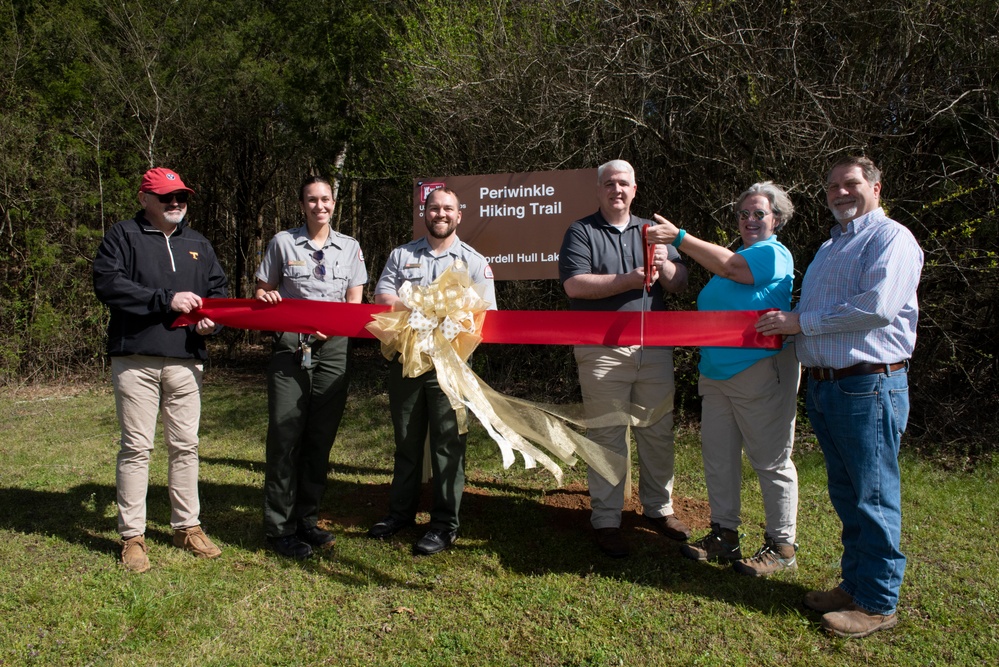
484, 264, 494, 280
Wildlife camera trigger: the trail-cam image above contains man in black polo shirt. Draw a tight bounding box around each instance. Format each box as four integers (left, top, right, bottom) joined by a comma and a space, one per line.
558, 159, 690, 558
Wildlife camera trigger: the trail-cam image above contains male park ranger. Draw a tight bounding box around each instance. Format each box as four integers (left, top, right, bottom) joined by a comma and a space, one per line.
367, 187, 496, 555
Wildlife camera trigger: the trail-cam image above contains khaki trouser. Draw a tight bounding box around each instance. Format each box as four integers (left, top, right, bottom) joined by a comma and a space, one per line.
698, 344, 801, 544
575, 345, 677, 529
112, 355, 204, 538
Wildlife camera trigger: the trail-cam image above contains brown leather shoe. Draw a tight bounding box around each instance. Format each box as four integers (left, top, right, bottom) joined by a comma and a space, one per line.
594, 527, 629, 558
804, 586, 853, 613
173, 525, 222, 559
643, 513, 691, 541
821, 603, 898, 638
121, 535, 150, 573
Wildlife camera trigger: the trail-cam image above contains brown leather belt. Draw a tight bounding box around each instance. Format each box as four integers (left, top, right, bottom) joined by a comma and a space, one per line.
808, 361, 907, 382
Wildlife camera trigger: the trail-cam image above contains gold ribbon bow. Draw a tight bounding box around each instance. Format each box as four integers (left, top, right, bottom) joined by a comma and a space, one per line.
365, 261, 626, 487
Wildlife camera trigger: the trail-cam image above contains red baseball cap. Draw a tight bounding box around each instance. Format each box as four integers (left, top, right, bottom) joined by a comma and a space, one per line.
139, 168, 195, 195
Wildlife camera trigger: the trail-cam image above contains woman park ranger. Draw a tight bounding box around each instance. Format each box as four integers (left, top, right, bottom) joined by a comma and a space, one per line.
254, 176, 367, 559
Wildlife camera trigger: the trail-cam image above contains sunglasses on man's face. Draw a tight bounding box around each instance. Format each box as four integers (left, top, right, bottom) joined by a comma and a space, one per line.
147, 191, 189, 204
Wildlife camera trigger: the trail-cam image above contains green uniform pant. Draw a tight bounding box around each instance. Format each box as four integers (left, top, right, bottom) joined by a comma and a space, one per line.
263, 332, 350, 538
387, 361, 466, 532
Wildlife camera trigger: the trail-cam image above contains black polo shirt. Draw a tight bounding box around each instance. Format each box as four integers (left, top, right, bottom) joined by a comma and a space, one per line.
558, 210, 682, 312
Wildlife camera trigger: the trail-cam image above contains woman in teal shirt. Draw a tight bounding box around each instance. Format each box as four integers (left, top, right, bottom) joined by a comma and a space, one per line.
646, 182, 800, 576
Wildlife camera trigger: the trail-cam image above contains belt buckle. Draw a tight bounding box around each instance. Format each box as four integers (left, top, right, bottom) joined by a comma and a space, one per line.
815, 367, 834, 381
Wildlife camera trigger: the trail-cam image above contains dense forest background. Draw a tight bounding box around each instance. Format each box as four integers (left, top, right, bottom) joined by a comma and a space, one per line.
2, 0, 996, 458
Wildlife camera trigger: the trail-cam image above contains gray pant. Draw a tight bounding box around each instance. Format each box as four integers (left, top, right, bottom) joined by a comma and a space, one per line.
698, 344, 800, 544
112, 355, 204, 538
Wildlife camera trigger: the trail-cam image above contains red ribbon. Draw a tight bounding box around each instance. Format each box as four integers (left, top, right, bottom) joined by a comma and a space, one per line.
175, 299, 780, 349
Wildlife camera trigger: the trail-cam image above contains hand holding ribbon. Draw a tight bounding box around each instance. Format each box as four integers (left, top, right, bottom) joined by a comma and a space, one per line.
364, 261, 626, 486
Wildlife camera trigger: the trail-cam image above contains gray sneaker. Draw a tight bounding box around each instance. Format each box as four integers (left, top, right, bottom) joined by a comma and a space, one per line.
680, 523, 742, 562
733, 535, 797, 576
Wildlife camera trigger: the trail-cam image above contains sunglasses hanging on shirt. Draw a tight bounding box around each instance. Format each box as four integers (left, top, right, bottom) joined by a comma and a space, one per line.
310, 250, 326, 280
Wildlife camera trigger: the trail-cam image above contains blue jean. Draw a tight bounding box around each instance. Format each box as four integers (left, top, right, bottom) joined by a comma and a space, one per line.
806, 367, 909, 615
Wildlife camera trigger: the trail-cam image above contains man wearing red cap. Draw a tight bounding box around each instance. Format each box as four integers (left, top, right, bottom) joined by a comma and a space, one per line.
93, 167, 228, 573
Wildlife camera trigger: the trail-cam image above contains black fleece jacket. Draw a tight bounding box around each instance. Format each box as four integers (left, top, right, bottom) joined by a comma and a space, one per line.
93, 210, 228, 360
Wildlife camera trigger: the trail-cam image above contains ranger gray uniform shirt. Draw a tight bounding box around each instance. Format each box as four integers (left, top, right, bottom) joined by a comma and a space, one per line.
375, 236, 496, 309
256, 226, 367, 301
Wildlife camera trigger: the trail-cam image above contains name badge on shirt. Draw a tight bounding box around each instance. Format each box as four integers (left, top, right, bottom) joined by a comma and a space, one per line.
402, 262, 423, 281
287, 260, 305, 267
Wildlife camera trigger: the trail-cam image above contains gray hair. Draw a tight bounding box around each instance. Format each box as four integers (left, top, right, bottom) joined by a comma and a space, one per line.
597, 160, 636, 185
736, 181, 794, 230
828, 155, 881, 186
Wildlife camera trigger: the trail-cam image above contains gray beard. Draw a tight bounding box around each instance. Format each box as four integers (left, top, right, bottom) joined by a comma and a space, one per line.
831, 206, 858, 221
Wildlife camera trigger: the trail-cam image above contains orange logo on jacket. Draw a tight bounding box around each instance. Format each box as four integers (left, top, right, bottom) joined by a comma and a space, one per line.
189, 251, 199, 260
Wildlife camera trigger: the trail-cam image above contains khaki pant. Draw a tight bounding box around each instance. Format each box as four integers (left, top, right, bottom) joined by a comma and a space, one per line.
112, 355, 204, 538
698, 344, 800, 543
575, 345, 677, 529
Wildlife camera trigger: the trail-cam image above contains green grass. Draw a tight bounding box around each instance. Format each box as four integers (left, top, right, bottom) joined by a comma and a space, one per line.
1, 361, 997, 666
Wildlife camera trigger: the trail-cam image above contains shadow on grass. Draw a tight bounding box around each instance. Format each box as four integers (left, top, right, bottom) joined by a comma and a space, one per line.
0, 469, 811, 614
0, 481, 263, 557
319, 474, 812, 617
0, 478, 441, 591
0, 483, 122, 556
199, 456, 389, 479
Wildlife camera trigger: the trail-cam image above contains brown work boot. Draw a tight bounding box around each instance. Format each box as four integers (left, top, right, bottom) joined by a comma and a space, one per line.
822, 603, 898, 638
594, 527, 629, 558
173, 525, 222, 559
732, 535, 797, 576
643, 513, 691, 541
804, 586, 853, 613
121, 535, 150, 573
680, 523, 742, 562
